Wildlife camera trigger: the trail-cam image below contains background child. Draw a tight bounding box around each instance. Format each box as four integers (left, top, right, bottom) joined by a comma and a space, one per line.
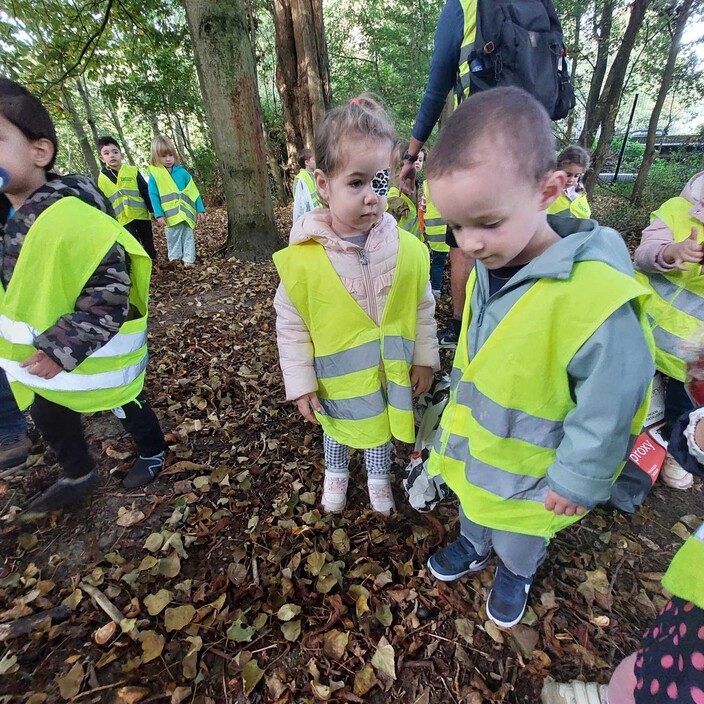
634, 171, 704, 490
97, 136, 157, 259
0, 78, 167, 513
148, 135, 205, 266
422, 177, 450, 298
425, 87, 653, 628
547, 145, 591, 219
386, 150, 421, 238
292, 148, 321, 223
274, 95, 439, 515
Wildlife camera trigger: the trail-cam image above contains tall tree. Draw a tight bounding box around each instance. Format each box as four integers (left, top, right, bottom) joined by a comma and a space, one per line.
583, 0, 651, 193
61, 88, 100, 178
75, 77, 100, 148
630, 0, 697, 203
105, 99, 136, 164
183, 0, 280, 259
269, 0, 332, 165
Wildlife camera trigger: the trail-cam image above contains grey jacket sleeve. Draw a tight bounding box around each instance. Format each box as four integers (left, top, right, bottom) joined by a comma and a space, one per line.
546, 303, 654, 508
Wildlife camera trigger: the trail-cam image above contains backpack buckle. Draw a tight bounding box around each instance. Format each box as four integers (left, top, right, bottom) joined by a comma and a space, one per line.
483, 41, 495, 54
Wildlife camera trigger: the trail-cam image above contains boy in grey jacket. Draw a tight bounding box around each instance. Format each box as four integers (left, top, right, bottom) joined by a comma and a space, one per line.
424, 87, 654, 628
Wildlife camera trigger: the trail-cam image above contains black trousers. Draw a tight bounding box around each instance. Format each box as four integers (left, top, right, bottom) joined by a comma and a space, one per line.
31, 393, 166, 479
124, 219, 157, 259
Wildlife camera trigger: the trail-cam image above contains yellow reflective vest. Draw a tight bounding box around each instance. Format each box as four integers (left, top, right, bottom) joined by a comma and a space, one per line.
293, 169, 323, 209
98, 166, 150, 226
386, 187, 421, 239
149, 165, 201, 228
547, 192, 591, 219
0, 197, 151, 413
429, 262, 652, 538
274, 229, 429, 448
662, 525, 704, 610
456, 0, 479, 103
635, 197, 704, 382
423, 180, 449, 253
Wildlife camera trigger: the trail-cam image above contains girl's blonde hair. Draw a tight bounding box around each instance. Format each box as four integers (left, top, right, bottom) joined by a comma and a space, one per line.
150, 135, 181, 167
314, 94, 398, 176
557, 145, 590, 170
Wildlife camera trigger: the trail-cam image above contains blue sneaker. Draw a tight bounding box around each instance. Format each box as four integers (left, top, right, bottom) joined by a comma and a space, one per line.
486, 562, 533, 628
427, 537, 492, 582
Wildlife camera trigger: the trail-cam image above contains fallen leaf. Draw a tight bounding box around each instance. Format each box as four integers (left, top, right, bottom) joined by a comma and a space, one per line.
331, 528, 350, 554
484, 620, 505, 644
371, 636, 396, 680
311, 681, 331, 700
353, 663, 379, 696
158, 554, 181, 578
144, 589, 172, 616
510, 624, 539, 657
56, 663, 84, 700
116, 506, 146, 528
281, 619, 301, 641
242, 659, 264, 695
0, 652, 18, 676
143, 533, 164, 553
455, 618, 475, 644
171, 687, 192, 704
277, 603, 302, 621
375, 604, 393, 627
164, 604, 196, 631
18, 533, 38, 550
114, 686, 150, 703
323, 629, 349, 659
140, 630, 165, 663
62, 589, 83, 610
226, 618, 256, 642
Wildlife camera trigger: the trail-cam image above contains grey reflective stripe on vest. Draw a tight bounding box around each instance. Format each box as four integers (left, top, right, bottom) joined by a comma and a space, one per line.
384, 336, 414, 363
425, 217, 445, 228
439, 432, 549, 502
450, 366, 462, 389
650, 321, 683, 357
161, 193, 180, 205
123, 198, 148, 210
405, 216, 419, 231
456, 381, 564, 450
314, 340, 380, 379
648, 274, 704, 320
320, 389, 386, 420
425, 233, 447, 243
387, 381, 413, 412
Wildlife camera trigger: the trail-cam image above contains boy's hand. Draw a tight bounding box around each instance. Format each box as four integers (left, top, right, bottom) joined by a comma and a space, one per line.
663, 228, 703, 269
544, 489, 587, 516
296, 392, 322, 424
410, 365, 433, 397
156, 216, 166, 226
197, 212, 206, 224
21, 350, 62, 379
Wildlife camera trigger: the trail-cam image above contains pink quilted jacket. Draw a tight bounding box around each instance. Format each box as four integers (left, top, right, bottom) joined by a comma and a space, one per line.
274, 209, 440, 401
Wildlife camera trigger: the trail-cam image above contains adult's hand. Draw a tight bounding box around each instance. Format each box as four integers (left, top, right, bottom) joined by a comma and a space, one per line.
399, 161, 417, 196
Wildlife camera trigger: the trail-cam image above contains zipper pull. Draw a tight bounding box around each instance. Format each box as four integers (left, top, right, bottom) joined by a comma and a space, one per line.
359, 249, 368, 266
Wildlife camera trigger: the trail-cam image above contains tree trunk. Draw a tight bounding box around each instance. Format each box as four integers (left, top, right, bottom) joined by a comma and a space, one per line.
579, 0, 616, 148
630, 0, 695, 204
106, 100, 136, 165
62, 89, 100, 179
75, 77, 100, 150
564, 11, 581, 143
264, 123, 288, 206
183, 0, 280, 259
270, 0, 332, 167
147, 113, 160, 138
583, 0, 651, 194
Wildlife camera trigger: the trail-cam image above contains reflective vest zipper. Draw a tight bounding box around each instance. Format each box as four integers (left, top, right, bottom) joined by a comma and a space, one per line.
358, 248, 379, 324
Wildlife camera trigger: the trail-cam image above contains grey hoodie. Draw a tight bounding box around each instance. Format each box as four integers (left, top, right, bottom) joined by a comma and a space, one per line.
466, 215, 654, 509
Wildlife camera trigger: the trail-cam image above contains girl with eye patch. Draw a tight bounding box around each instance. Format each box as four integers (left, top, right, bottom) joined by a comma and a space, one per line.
273, 95, 440, 515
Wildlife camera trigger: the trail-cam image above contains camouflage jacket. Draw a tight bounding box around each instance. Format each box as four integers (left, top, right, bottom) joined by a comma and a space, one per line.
0, 174, 131, 371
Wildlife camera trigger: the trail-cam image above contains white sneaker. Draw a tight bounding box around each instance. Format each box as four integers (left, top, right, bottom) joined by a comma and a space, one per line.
322, 471, 349, 513
661, 454, 694, 490
541, 680, 608, 704
368, 476, 395, 515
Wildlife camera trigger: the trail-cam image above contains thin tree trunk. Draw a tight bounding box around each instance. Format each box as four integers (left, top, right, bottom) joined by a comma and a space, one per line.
564, 12, 580, 143
75, 77, 99, 150
106, 100, 136, 164
263, 123, 288, 206
147, 113, 160, 138
62, 89, 100, 179
630, 0, 695, 203
183, 0, 280, 259
583, 0, 651, 194
579, 0, 616, 148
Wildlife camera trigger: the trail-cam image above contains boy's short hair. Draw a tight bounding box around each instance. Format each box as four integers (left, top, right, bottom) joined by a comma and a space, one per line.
0, 78, 58, 171
97, 135, 121, 152
297, 148, 313, 168
150, 135, 180, 167
426, 87, 556, 186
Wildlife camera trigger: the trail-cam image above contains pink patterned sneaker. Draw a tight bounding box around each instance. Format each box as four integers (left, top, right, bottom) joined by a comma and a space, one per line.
322, 471, 349, 513
368, 476, 395, 515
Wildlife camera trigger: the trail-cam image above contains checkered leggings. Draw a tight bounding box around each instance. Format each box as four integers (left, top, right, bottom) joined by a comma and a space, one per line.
323, 432, 391, 477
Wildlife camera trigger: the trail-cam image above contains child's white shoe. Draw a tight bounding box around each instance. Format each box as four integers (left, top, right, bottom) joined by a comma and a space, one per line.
368, 476, 395, 515
322, 471, 349, 513
661, 454, 694, 490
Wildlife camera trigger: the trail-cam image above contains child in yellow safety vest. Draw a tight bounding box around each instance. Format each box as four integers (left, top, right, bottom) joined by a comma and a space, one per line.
292, 148, 322, 223
425, 87, 653, 628
385, 147, 422, 239
634, 171, 704, 491
148, 135, 205, 266
273, 95, 440, 515
97, 135, 156, 259
546, 145, 591, 219
0, 78, 167, 514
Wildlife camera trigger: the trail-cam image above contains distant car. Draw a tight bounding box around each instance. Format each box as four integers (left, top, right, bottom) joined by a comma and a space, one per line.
630, 128, 665, 138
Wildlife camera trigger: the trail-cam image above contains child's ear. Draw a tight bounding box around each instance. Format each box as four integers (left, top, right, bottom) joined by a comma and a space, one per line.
539, 170, 567, 210
314, 169, 330, 201
32, 138, 55, 170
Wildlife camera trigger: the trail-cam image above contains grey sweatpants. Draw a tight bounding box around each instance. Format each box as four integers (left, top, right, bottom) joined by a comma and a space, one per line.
460, 506, 548, 578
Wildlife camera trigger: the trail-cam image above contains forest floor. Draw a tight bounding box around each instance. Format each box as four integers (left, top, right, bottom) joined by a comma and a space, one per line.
0, 208, 702, 704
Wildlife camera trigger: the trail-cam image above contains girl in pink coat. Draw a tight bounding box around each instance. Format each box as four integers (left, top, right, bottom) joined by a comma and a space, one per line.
274, 96, 439, 515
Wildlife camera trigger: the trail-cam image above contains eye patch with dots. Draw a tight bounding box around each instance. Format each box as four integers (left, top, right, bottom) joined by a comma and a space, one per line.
370, 168, 390, 197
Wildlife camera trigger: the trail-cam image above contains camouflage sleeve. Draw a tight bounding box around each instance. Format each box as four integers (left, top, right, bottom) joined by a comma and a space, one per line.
34, 243, 131, 371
